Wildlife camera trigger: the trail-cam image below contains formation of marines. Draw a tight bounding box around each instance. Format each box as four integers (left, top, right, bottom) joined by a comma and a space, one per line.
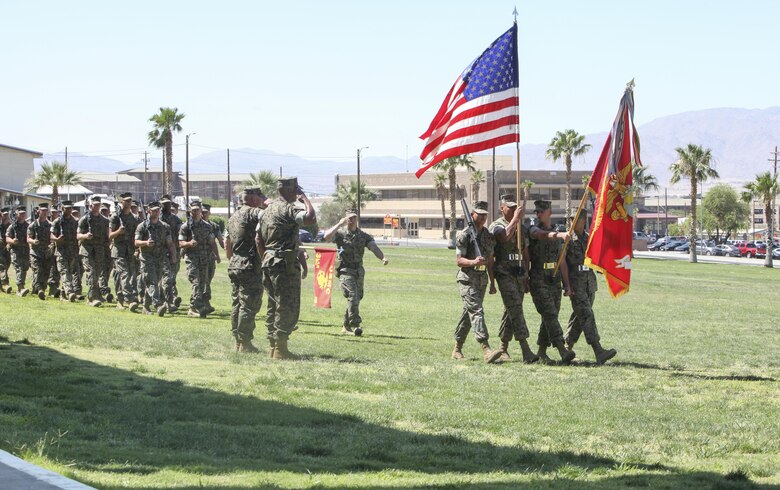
1, 180, 616, 365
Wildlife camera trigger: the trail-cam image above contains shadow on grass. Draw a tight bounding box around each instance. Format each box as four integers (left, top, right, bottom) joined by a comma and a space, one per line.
0, 338, 766, 489
607, 361, 776, 382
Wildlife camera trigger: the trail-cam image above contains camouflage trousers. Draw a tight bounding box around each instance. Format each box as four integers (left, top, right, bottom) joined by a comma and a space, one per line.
113, 254, 138, 303
135, 255, 144, 300
205, 258, 216, 303
565, 284, 600, 346
57, 253, 80, 297
140, 257, 169, 308
495, 273, 530, 342
10, 250, 30, 289
185, 256, 210, 311
82, 249, 107, 301
75, 257, 83, 295
454, 273, 490, 344
30, 253, 53, 294
530, 277, 564, 347
48, 254, 59, 292
339, 268, 365, 328
228, 268, 263, 342
263, 262, 301, 340
100, 249, 112, 297
0, 249, 10, 286
162, 250, 181, 305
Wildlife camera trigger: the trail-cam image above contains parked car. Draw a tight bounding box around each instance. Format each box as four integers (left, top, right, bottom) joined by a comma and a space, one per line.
648, 237, 668, 251
661, 239, 686, 251
716, 244, 742, 257
633, 231, 648, 241
298, 229, 313, 243
701, 242, 722, 255
314, 230, 325, 242
675, 242, 690, 252
773, 247, 780, 259
737, 241, 767, 259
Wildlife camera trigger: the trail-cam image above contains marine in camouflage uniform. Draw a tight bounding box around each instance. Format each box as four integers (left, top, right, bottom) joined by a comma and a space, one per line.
323, 208, 388, 336
160, 196, 183, 311
109, 193, 140, 311
564, 211, 617, 364
131, 201, 144, 303
179, 202, 217, 318
488, 194, 538, 363
71, 209, 84, 298
258, 177, 316, 360
52, 201, 80, 301
100, 203, 114, 302
27, 204, 53, 300
77, 196, 110, 306
202, 203, 222, 314
46, 207, 61, 298
134, 201, 176, 316
225, 187, 267, 352
527, 200, 575, 364
452, 201, 503, 364
5, 206, 31, 296
0, 207, 13, 293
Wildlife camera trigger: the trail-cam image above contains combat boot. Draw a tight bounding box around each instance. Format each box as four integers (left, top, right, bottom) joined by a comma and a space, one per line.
354, 326, 363, 337
341, 325, 354, 335
128, 302, 139, 313
68, 293, 77, 302
272, 337, 299, 360
48, 285, 58, 298
88, 299, 102, 307
536, 345, 553, 365
75, 294, 85, 301
156, 304, 167, 317
480, 341, 503, 364
116, 302, 126, 311
187, 308, 200, 317
592, 341, 617, 365
37, 290, 46, 300
237, 340, 260, 354
519, 339, 540, 364
268, 338, 276, 358
451, 341, 465, 360
498, 340, 512, 362
204, 301, 215, 314
17, 288, 29, 297
142, 306, 154, 315
105, 293, 114, 303
3, 285, 12, 294
554, 340, 576, 365
173, 296, 182, 308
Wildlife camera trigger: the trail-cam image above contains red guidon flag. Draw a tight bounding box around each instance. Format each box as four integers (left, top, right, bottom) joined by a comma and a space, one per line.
585, 82, 642, 298
313, 247, 336, 308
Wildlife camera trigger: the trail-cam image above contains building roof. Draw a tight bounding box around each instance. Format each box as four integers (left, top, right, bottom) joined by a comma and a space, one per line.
0, 143, 43, 157
186, 173, 251, 182
78, 172, 141, 183
0, 186, 51, 200
35, 184, 94, 195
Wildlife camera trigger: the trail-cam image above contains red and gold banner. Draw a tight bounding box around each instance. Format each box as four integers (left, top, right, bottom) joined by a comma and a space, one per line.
313, 247, 336, 308
585, 84, 641, 298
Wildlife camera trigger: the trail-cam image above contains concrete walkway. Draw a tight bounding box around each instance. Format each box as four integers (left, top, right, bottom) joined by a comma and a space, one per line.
0, 450, 94, 490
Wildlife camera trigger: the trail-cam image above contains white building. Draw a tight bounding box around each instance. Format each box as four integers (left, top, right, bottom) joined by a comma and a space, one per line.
0, 143, 50, 213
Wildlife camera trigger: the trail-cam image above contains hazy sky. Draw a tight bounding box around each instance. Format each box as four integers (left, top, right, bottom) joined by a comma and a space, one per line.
2, 0, 778, 164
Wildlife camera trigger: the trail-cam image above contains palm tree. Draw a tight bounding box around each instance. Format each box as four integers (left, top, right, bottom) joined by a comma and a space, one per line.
435, 155, 476, 247
669, 144, 719, 263
333, 180, 377, 210
24, 161, 82, 206
521, 180, 534, 211
545, 129, 591, 220
433, 172, 449, 239
147, 107, 185, 196
742, 172, 779, 268
470, 169, 485, 202
234, 170, 279, 197
632, 164, 660, 230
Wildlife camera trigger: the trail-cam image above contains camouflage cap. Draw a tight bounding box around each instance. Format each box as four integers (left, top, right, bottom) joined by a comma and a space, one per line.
147, 201, 161, 210
243, 185, 264, 196
0, 207, 9, 214
159, 195, 172, 204
345, 208, 358, 218
90, 195, 102, 203
171, 202, 179, 209
534, 200, 552, 212
201, 203, 211, 211
130, 200, 139, 207
16, 205, 27, 213
472, 201, 489, 215
38, 203, 49, 210
189, 201, 202, 210
61, 200, 74, 208
278, 177, 298, 190
119, 192, 132, 200
500, 194, 517, 207
101, 202, 111, 210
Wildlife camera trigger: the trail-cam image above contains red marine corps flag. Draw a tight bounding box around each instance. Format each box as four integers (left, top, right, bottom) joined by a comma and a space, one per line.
585, 81, 642, 298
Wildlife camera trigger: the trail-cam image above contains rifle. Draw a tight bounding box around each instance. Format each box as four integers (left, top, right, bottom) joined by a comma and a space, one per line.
459, 192, 482, 258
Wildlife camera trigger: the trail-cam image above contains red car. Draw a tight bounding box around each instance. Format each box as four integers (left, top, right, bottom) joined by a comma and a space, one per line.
737, 242, 767, 258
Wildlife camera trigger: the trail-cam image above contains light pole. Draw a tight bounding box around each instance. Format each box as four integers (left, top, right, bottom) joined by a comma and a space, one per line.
356, 146, 368, 218
185, 133, 196, 207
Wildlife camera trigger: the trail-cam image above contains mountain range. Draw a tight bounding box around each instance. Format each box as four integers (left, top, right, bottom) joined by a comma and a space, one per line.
42, 107, 780, 195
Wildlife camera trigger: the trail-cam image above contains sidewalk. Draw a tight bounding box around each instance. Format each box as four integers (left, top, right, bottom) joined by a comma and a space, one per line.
0, 450, 94, 490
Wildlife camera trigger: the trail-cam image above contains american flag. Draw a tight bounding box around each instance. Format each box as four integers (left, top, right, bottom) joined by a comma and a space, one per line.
416, 24, 519, 178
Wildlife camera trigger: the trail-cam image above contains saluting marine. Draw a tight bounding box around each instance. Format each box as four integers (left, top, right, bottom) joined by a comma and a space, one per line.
179, 201, 218, 318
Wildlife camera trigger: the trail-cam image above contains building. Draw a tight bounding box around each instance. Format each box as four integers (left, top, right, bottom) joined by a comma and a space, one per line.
0, 143, 51, 213
335, 156, 592, 239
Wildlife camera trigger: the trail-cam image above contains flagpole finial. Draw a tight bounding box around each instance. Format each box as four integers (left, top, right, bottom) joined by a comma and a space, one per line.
512, 6, 518, 22
626, 78, 635, 91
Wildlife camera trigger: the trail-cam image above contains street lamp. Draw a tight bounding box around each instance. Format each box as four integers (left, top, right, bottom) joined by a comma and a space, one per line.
356, 146, 368, 218
185, 133, 196, 207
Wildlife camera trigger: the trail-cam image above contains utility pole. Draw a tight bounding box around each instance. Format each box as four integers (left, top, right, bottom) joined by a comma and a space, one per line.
664, 188, 668, 237
143, 151, 148, 203
65, 146, 70, 200
161, 150, 166, 198
185, 133, 195, 207
356, 147, 368, 219
226, 148, 231, 218
770, 146, 779, 243
491, 148, 496, 220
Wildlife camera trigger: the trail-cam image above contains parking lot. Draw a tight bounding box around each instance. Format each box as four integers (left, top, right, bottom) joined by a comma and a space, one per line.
635, 250, 780, 268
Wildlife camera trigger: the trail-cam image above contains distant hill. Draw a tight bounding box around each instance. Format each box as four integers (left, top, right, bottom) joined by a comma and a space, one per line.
41, 107, 780, 195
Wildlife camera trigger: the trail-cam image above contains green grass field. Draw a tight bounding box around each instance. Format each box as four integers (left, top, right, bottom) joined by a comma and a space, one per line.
0, 247, 778, 489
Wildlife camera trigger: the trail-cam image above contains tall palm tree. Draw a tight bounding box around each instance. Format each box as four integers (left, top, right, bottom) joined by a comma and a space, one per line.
742, 171, 779, 268
669, 144, 719, 263
147, 107, 185, 196
632, 164, 660, 230
234, 170, 279, 197
333, 180, 377, 210
521, 180, 534, 211
435, 155, 476, 247
24, 161, 82, 206
433, 172, 449, 239
470, 169, 485, 202
545, 129, 591, 220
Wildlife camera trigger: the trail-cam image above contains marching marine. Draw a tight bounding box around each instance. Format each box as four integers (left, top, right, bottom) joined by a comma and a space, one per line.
179, 201, 218, 317
0, 207, 13, 293
134, 201, 176, 316
109, 192, 139, 311
51, 200, 80, 302
27, 203, 53, 300
5, 206, 31, 297
77, 196, 110, 307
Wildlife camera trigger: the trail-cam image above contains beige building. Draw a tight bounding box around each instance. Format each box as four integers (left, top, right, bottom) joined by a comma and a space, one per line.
0, 143, 50, 213
336, 155, 591, 239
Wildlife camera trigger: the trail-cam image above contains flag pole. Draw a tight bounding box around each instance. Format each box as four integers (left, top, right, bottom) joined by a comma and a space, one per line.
512, 7, 523, 265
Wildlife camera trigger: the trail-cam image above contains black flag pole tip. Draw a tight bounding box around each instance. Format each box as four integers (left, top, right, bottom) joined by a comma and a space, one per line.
512, 6, 518, 21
